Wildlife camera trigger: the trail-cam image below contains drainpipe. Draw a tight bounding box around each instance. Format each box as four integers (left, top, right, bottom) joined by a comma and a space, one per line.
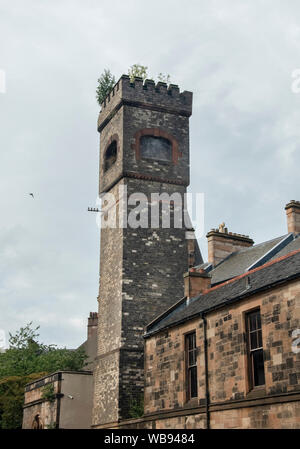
56, 372, 62, 429
201, 313, 210, 429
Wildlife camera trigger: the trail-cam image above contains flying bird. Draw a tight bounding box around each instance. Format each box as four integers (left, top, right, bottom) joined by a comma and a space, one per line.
29, 193, 34, 198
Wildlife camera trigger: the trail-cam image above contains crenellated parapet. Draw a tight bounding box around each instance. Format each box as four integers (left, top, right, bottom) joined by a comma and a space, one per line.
98, 74, 193, 131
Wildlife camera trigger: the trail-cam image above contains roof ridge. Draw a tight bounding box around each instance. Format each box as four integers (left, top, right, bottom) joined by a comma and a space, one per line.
201, 247, 300, 296
227, 234, 287, 256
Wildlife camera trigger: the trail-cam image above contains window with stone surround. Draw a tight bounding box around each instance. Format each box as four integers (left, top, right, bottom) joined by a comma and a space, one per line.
185, 332, 198, 400
104, 140, 117, 171
246, 309, 265, 389
140, 135, 172, 162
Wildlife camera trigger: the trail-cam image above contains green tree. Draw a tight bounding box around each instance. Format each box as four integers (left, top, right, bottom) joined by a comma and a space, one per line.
96, 69, 116, 106
0, 373, 46, 429
96, 65, 172, 106
0, 323, 88, 429
0, 323, 87, 379
128, 64, 149, 82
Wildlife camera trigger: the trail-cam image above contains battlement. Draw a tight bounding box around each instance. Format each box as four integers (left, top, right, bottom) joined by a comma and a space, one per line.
98, 74, 193, 131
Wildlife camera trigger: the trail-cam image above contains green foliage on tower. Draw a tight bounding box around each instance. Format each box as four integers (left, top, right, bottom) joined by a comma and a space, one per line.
128, 64, 149, 82
96, 69, 116, 106
96, 65, 171, 105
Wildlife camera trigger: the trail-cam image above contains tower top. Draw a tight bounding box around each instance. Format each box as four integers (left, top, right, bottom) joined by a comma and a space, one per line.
98, 75, 193, 132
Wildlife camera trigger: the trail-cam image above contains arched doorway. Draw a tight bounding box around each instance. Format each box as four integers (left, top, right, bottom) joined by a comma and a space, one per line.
32, 414, 43, 429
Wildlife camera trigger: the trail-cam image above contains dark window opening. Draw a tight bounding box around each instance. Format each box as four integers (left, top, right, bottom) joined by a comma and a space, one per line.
140, 135, 172, 162
186, 332, 198, 399
246, 309, 265, 388
32, 414, 43, 429
104, 141, 117, 171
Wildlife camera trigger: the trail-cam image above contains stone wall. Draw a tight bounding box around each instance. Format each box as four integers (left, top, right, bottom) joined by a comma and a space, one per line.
113, 401, 300, 429
143, 278, 300, 428
23, 371, 93, 429
92, 76, 193, 427
23, 374, 60, 429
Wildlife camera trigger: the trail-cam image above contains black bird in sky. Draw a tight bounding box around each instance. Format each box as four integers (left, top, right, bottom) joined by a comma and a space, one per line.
29, 193, 34, 198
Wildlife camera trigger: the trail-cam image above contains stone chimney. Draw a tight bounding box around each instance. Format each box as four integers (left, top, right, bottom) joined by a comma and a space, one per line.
87, 312, 98, 340
207, 223, 254, 267
184, 268, 211, 298
285, 201, 300, 234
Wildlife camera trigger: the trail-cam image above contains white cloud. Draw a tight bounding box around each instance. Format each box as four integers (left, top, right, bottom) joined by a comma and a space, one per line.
0, 0, 299, 346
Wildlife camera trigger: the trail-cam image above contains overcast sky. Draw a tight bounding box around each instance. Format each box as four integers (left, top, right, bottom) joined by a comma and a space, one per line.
0, 0, 299, 348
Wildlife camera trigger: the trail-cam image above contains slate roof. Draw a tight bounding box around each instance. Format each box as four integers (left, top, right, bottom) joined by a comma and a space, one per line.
145, 248, 300, 337
269, 236, 300, 261
204, 234, 292, 285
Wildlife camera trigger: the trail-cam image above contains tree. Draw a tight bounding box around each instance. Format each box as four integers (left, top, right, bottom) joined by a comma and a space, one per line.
128, 64, 149, 82
0, 323, 88, 429
0, 322, 87, 378
0, 373, 46, 429
96, 65, 172, 106
128, 64, 171, 84
96, 69, 116, 106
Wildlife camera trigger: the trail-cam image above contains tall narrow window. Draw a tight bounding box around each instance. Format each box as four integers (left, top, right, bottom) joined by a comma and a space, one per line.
186, 332, 198, 399
246, 309, 265, 388
104, 141, 117, 172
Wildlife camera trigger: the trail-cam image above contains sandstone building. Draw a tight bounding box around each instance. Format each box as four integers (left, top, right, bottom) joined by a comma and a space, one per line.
91, 75, 300, 429
22, 313, 98, 429
22, 76, 300, 429
142, 215, 300, 429
23, 370, 93, 429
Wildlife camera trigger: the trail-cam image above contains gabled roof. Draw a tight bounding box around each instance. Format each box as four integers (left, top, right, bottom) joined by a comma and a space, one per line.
198, 233, 299, 286
145, 248, 300, 337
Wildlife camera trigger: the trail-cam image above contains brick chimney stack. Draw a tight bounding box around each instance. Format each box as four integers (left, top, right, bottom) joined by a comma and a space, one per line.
184, 268, 211, 298
206, 223, 254, 267
87, 312, 98, 340
285, 201, 300, 234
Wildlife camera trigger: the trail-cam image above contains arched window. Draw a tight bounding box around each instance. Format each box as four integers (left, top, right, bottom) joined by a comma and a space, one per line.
140, 135, 172, 162
32, 414, 43, 429
104, 141, 117, 171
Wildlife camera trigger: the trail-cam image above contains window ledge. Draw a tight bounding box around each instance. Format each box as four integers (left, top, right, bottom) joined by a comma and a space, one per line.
246, 387, 266, 399
185, 398, 199, 408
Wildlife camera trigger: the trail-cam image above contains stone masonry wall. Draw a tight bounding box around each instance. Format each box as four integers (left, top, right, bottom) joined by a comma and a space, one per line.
207, 232, 253, 268
114, 401, 300, 429
93, 76, 193, 426
92, 180, 123, 426
23, 376, 59, 429
144, 278, 300, 428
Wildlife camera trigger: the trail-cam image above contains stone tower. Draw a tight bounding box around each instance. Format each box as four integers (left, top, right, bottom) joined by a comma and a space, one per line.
92, 75, 194, 427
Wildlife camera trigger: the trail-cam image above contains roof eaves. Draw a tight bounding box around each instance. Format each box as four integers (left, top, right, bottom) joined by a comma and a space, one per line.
144, 271, 300, 338
144, 248, 300, 338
